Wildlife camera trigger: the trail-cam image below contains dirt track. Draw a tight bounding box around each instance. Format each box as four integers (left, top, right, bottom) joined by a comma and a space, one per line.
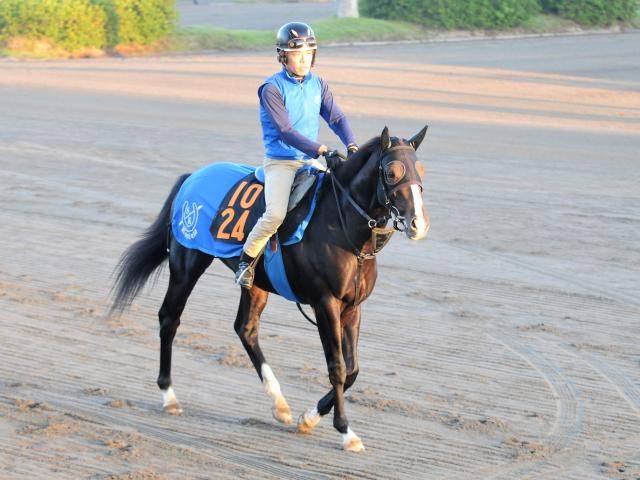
1, 33, 640, 479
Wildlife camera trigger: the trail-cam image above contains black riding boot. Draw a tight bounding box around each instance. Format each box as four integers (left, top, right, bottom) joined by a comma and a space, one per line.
235, 251, 255, 289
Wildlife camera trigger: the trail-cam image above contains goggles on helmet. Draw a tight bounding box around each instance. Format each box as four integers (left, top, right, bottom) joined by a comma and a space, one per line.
279, 37, 317, 51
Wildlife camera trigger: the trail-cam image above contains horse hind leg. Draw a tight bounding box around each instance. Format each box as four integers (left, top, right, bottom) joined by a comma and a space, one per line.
234, 287, 292, 424
157, 242, 212, 414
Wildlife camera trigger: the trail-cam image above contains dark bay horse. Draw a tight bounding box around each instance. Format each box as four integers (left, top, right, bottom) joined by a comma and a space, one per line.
111, 126, 430, 452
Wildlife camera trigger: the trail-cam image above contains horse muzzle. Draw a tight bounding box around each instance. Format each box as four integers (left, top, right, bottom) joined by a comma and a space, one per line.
406, 212, 430, 240
405, 185, 429, 240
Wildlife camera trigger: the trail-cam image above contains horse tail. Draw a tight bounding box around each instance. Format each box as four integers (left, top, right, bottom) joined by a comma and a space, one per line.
110, 173, 190, 314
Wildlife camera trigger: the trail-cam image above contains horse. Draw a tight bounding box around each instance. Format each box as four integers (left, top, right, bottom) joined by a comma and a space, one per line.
110, 126, 430, 452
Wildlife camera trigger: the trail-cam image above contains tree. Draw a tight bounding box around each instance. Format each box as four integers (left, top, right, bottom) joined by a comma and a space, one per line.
336, 0, 359, 18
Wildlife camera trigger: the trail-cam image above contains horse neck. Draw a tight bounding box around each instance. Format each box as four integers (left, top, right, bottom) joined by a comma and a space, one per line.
330, 149, 386, 242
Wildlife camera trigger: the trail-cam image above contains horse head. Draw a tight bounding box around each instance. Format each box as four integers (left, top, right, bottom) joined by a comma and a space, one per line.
375, 126, 430, 240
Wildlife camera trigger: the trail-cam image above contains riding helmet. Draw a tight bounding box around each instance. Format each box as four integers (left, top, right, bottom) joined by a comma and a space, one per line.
276, 22, 317, 66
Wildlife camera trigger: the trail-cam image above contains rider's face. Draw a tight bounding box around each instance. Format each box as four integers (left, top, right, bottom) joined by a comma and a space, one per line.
285, 49, 314, 78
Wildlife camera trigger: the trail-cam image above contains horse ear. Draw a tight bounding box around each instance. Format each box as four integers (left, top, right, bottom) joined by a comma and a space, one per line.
381, 126, 391, 150
409, 125, 428, 151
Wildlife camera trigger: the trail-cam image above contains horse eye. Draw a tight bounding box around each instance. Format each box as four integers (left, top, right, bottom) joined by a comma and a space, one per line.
384, 161, 406, 185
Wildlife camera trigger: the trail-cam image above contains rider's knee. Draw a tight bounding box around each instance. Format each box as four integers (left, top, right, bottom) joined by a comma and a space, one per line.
263, 207, 287, 227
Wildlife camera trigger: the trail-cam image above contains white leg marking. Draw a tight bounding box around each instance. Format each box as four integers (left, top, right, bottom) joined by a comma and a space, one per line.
410, 184, 429, 239
342, 427, 365, 452
297, 407, 321, 433
261, 364, 281, 397
261, 364, 292, 424
161, 387, 182, 414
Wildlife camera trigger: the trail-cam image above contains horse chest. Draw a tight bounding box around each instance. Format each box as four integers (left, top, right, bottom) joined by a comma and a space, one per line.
337, 258, 377, 307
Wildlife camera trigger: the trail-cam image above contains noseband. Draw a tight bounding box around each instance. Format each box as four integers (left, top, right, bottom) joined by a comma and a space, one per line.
375, 145, 423, 232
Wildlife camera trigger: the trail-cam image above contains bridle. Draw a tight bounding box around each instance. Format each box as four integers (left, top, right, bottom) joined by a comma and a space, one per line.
375, 144, 424, 232
329, 142, 423, 260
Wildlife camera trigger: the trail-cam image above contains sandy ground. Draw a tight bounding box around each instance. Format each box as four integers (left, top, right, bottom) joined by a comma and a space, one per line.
1, 33, 640, 479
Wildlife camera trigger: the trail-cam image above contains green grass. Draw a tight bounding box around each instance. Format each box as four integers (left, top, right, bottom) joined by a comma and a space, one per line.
312, 17, 428, 43
170, 26, 273, 51
168, 17, 429, 53
519, 13, 582, 33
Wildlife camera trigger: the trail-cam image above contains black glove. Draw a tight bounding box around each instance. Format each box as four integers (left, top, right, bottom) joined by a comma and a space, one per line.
324, 150, 345, 170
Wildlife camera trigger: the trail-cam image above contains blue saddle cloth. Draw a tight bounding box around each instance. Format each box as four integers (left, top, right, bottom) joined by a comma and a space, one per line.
171, 162, 323, 302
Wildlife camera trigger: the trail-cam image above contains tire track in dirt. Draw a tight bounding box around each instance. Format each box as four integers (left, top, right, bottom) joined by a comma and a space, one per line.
474, 334, 584, 479
568, 348, 640, 419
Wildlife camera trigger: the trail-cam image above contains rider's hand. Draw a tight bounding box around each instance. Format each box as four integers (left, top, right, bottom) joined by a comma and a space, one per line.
324, 149, 344, 171
317, 145, 329, 157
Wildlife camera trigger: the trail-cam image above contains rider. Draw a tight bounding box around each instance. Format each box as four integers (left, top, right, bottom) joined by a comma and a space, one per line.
235, 21, 359, 289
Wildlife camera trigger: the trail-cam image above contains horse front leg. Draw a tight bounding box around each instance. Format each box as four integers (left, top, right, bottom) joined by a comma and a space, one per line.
158, 245, 212, 414
299, 307, 361, 437
301, 300, 364, 451
234, 286, 292, 424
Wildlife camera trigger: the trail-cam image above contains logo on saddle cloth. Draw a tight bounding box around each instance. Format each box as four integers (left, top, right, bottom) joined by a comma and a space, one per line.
179, 201, 203, 240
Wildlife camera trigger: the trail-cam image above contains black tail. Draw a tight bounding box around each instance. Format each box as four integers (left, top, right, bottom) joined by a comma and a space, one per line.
110, 173, 190, 314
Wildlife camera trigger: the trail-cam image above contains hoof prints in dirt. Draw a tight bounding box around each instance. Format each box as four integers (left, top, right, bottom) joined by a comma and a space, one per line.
503, 436, 550, 460
600, 460, 640, 479
347, 387, 509, 435
15, 398, 49, 412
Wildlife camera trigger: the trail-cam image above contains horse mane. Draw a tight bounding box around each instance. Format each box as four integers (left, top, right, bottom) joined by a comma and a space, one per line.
333, 136, 381, 182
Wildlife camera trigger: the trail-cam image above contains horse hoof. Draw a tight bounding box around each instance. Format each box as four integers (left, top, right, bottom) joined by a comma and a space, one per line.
163, 402, 183, 415
271, 395, 292, 424
272, 407, 293, 424
343, 437, 365, 452
297, 409, 321, 434
342, 429, 365, 452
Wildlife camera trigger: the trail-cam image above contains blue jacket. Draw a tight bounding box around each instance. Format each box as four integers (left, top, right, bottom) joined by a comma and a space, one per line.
259, 69, 323, 160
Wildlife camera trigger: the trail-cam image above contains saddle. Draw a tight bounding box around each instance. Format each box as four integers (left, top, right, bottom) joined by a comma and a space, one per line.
254, 165, 319, 213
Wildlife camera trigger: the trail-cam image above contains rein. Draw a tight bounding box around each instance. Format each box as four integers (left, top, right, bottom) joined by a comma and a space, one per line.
297, 172, 389, 327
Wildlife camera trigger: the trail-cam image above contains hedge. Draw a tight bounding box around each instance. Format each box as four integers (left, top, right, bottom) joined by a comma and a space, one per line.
360, 0, 541, 29
0, 0, 107, 51
95, 0, 177, 46
0, 0, 177, 53
361, 0, 638, 28
541, 0, 638, 25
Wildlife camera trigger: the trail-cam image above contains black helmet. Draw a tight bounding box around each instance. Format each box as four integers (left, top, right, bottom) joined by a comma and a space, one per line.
276, 22, 317, 66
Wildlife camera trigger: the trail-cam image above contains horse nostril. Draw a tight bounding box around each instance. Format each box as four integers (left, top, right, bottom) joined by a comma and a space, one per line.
411, 218, 418, 231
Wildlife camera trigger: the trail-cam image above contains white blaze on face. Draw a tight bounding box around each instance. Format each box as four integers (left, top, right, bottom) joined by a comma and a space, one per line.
410, 184, 429, 238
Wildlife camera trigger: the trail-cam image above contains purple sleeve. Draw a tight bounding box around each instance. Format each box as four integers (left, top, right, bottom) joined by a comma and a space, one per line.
260, 83, 323, 158
319, 78, 357, 147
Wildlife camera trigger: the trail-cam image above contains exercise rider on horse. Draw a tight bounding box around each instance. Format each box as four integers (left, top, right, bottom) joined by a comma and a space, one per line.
234, 21, 359, 289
